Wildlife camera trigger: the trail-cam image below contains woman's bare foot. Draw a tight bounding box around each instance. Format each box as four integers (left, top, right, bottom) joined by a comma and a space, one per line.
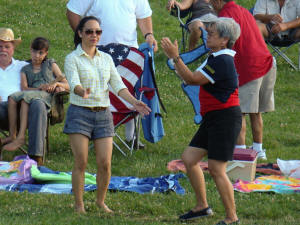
74, 205, 86, 214
3, 138, 25, 151
1, 136, 15, 145
96, 202, 113, 213
55, 87, 66, 93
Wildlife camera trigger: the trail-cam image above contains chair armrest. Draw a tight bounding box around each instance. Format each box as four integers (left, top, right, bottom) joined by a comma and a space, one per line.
49, 91, 69, 125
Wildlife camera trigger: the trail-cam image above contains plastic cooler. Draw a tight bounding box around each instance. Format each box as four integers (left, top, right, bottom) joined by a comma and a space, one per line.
226, 148, 258, 182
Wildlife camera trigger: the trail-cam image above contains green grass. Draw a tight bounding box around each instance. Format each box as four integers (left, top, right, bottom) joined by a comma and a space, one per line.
1, 0, 300, 224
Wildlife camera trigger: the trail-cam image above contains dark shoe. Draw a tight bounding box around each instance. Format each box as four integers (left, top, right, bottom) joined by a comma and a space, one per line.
215, 219, 240, 225
0, 138, 2, 161
126, 139, 145, 150
179, 207, 213, 221
29, 155, 44, 166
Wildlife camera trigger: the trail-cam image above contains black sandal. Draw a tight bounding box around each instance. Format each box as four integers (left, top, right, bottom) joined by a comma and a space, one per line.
179, 207, 213, 221
215, 219, 240, 225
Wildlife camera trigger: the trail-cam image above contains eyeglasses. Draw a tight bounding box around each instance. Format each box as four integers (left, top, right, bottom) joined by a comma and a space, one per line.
84, 29, 103, 36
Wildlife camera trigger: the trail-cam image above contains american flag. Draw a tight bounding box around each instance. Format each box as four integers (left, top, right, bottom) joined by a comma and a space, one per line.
98, 43, 145, 112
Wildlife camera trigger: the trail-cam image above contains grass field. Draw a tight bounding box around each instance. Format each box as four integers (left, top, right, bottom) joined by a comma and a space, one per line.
1, 0, 300, 224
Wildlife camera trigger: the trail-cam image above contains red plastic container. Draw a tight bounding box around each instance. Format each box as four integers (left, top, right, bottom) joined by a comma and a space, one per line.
233, 148, 257, 161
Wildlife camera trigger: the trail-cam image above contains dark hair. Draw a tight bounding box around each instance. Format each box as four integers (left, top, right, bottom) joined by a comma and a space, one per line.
31, 37, 49, 51
29, 37, 49, 62
74, 16, 101, 48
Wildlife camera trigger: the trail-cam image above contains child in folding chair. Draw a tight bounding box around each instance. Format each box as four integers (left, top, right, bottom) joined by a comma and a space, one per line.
2, 37, 68, 157
167, 0, 217, 50
161, 17, 241, 225
63, 16, 150, 214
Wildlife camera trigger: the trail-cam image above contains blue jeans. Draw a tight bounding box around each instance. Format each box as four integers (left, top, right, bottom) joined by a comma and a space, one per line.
0, 99, 47, 157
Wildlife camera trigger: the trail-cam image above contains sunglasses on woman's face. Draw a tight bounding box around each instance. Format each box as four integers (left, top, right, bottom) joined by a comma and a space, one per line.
84, 29, 103, 36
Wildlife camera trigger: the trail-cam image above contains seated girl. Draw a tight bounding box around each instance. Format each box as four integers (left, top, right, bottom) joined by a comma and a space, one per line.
3, 37, 69, 151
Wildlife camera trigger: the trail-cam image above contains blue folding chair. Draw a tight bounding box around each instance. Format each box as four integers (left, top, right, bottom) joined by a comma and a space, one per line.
170, 5, 192, 53
167, 28, 210, 124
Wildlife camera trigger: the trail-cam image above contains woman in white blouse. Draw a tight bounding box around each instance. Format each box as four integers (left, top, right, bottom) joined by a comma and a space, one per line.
64, 16, 150, 214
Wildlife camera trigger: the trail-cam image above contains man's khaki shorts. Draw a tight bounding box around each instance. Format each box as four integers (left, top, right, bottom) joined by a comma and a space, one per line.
239, 61, 276, 113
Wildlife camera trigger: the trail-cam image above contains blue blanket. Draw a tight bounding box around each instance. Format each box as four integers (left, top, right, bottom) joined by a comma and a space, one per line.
0, 165, 185, 195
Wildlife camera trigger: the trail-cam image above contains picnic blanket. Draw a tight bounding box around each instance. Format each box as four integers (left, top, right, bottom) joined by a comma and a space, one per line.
167, 159, 282, 175
0, 156, 185, 195
233, 175, 300, 194
0, 155, 36, 184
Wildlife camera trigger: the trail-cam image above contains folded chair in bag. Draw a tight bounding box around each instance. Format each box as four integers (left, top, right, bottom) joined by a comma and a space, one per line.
136, 43, 166, 143
98, 43, 145, 156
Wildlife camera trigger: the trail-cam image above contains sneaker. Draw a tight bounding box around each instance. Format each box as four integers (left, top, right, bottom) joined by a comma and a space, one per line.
179, 207, 213, 221
257, 149, 267, 160
126, 139, 145, 150
249, 146, 267, 160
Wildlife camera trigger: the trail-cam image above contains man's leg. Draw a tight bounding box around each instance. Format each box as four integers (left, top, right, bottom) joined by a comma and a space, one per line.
0, 102, 8, 159
125, 120, 144, 149
188, 20, 204, 51
27, 99, 47, 161
0, 101, 8, 131
235, 114, 247, 148
255, 21, 269, 39
249, 112, 263, 144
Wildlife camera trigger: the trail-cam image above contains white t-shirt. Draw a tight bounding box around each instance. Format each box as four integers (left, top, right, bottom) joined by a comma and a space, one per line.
253, 0, 300, 29
0, 58, 28, 101
67, 0, 152, 48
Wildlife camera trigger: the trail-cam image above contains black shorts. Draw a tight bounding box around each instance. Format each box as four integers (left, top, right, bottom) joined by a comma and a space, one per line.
189, 106, 242, 161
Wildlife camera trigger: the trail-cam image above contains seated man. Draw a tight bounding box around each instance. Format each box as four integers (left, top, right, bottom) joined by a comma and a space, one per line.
253, 0, 300, 42
167, 0, 217, 50
0, 28, 47, 165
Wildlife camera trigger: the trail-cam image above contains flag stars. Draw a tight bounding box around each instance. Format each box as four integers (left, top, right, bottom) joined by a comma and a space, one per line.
109, 48, 115, 54
123, 47, 129, 53
117, 55, 123, 61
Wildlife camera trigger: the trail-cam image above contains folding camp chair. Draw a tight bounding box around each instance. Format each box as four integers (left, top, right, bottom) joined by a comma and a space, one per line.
96, 43, 145, 156
167, 27, 209, 70
166, 29, 210, 125
267, 39, 300, 70
170, 5, 192, 53
248, 7, 300, 70
0, 91, 69, 162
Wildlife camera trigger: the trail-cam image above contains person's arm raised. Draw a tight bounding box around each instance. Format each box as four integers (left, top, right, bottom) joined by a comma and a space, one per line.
161, 37, 209, 85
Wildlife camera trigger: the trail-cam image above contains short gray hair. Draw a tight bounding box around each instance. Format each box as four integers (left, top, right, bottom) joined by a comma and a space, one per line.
210, 17, 241, 49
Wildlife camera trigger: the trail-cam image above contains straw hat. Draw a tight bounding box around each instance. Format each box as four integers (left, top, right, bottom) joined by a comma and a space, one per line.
0, 28, 21, 46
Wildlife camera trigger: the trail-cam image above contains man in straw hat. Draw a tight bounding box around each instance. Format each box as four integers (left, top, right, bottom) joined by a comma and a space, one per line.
0, 28, 46, 165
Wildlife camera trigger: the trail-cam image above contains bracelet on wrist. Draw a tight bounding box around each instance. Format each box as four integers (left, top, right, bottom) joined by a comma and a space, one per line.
173, 55, 181, 64
144, 32, 153, 39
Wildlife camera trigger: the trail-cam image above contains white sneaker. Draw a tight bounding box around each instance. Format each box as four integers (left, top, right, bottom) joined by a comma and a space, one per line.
256, 149, 267, 160
249, 146, 267, 160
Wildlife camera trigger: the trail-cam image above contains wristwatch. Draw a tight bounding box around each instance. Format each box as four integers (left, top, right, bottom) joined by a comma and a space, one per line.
173, 55, 181, 64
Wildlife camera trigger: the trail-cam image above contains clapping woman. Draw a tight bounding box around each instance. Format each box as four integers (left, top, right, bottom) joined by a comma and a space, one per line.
161, 17, 241, 225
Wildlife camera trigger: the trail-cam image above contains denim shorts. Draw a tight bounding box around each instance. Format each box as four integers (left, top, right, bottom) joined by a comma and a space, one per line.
63, 104, 114, 140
